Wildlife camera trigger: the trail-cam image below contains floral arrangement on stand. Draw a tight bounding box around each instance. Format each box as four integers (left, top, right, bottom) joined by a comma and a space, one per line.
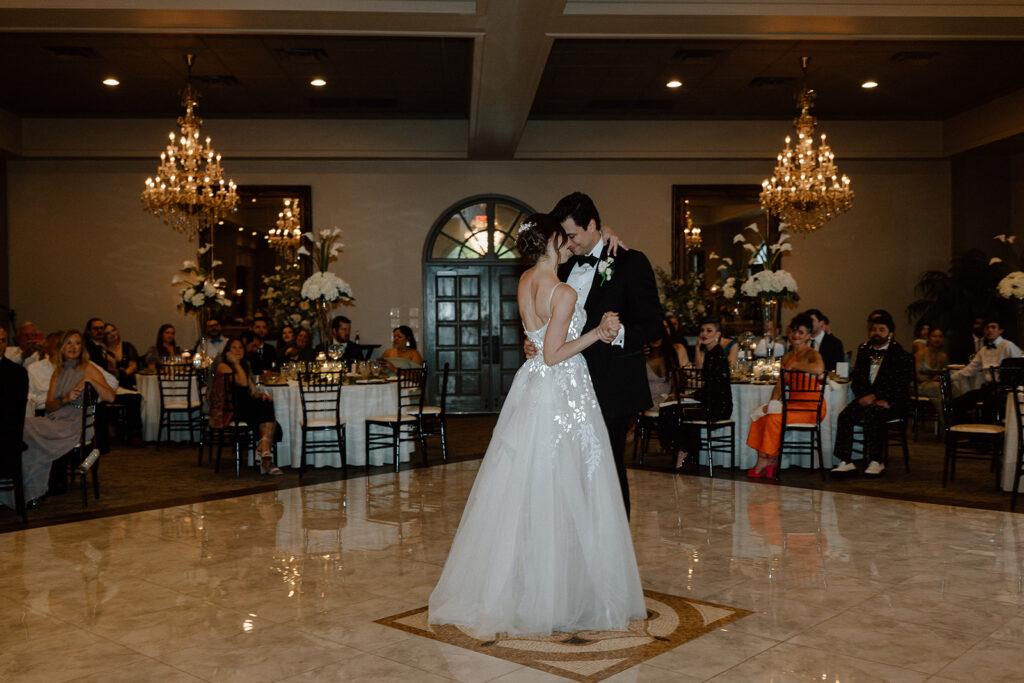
260, 263, 315, 332
990, 234, 1024, 300
654, 268, 705, 333
172, 243, 232, 315
732, 225, 799, 302
298, 227, 355, 346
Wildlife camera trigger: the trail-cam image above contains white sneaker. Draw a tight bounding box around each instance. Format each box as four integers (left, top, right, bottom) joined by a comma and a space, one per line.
864, 461, 885, 476
831, 461, 856, 473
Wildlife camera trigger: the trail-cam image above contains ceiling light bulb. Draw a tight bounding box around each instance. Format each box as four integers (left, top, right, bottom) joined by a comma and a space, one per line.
102, 77, 120, 87
666, 80, 683, 89
310, 78, 327, 87
861, 80, 878, 89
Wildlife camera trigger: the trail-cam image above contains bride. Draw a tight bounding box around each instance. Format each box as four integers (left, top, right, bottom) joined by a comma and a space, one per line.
428, 213, 646, 639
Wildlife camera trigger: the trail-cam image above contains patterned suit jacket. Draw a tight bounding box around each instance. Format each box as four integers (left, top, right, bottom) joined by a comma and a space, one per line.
851, 340, 913, 414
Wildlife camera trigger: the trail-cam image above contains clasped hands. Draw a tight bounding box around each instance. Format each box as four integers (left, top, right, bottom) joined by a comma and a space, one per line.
597, 311, 621, 343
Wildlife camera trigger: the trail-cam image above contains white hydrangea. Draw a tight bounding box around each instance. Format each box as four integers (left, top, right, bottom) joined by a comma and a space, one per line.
741, 269, 798, 299
998, 271, 1024, 300
301, 271, 353, 303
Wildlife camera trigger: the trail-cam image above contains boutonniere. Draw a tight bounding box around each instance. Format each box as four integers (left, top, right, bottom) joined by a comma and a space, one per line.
597, 256, 616, 286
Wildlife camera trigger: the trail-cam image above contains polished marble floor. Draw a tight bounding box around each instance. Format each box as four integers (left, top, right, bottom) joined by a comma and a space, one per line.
4, 460, 1024, 682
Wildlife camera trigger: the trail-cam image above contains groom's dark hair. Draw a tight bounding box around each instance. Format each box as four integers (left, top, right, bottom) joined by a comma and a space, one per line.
551, 192, 601, 231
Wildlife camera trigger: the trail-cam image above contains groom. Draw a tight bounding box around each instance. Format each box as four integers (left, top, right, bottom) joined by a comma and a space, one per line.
549, 192, 663, 518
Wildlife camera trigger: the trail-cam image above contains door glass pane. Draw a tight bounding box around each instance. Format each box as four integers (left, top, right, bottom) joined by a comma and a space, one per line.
494, 204, 524, 259
432, 216, 481, 259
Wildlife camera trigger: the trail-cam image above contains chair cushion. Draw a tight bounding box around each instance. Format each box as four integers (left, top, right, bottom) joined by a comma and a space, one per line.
682, 419, 735, 426
164, 401, 200, 410
785, 423, 819, 430
417, 406, 442, 415
302, 416, 346, 427
950, 424, 1005, 434
367, 414, 417, 423
643, 407, 660, 418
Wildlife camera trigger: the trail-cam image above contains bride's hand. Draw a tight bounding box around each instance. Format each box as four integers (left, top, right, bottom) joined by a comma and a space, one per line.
598, 312, 620, 342
523, 338, 539, 358
601, 227, 628, 256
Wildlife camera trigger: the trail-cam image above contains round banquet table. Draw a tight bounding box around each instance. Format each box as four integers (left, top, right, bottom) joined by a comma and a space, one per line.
262, 379, 413, 468
693, 380, 852, 470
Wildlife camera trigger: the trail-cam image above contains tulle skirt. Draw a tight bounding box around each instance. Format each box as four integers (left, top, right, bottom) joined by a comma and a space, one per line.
428, 355, 646, 639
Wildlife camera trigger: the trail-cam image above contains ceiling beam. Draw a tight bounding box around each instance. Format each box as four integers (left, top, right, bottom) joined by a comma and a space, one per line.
467, 0, 564, 160
944, 87, 1024, 156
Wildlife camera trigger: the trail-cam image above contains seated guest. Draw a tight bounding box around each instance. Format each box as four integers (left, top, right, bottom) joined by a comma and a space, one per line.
103, 323, 139, 391
381, 326, 424, 369
103, 322, 143, 440
671, 317, 733, 470
19, 330, 115, 504
806, 308, 845, 373
143, 324, 182, 369
644, 325, 678, 404
951, 317, 1022, 420
915, 326, 948, 428
196, 317, 227, 359
911, 321, 931, 355
694, 317, 736, 369
326, 315, 369, 360
746, 313, 825, 478
831, 310, 913, 477
754, 322, 786, 358
27, 332, 62, 415
248, 315, 278, 373
5, 321, 44, 367
662, 317, 690, 367
282, 328, 316, 363
0, 327, 29, 510
84, 318, 115, 374
213, 337, 282, 475
278, 324, 296, 353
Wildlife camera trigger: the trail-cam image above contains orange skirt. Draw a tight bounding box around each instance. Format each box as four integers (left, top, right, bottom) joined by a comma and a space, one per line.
746, 394, 826, 458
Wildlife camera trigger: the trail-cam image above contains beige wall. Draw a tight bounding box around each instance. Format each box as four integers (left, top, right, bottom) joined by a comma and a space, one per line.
9, 155, 950, 354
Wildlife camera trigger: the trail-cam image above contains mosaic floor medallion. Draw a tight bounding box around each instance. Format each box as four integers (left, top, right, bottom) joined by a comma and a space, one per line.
376, 589, 751, 682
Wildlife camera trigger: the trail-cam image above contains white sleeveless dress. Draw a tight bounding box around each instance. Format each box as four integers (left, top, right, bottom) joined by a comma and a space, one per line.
428, 283, 646, 639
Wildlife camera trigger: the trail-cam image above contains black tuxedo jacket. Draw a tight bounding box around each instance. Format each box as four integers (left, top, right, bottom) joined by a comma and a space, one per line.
818, 333, 845, 373
558, 246, 664, 418
246, 342, 277, 375
0, 358, 29, 470
851, 340, 913, 413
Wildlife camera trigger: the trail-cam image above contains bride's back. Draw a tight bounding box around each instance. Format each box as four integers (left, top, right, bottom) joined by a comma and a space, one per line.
518, 267, 562, 333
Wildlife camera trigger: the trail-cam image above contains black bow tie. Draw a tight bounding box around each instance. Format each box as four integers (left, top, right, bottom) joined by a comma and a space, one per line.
869, 348, 887, 361
570, 254, 600, 268
986, 342, 998, 350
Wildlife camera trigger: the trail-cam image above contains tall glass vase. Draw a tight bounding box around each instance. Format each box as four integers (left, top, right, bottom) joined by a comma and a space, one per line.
315, 297, 332, 349
762, 298, 779, 360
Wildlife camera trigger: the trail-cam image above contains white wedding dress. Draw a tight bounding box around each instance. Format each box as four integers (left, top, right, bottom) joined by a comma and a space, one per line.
428, 283, 646, 639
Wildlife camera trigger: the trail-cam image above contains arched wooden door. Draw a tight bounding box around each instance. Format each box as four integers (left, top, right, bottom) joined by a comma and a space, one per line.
423, 195, 533, 412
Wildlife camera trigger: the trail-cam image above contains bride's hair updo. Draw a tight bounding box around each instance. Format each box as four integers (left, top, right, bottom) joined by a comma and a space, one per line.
515, 213, 567, 262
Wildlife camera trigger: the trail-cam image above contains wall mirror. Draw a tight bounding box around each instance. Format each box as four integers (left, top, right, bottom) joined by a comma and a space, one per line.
206, 185, 313, 324
671, 185, 780, 329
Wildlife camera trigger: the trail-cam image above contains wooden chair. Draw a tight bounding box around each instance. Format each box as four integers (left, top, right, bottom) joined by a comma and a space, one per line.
633, 368, 682, 465
206, 373, 259, 477
365, 368, 426, 472
66, 384, 100, 508
776, 370, 827, 480
297, 370, 346, 478
678, 367, 735, 476
848, 414, 911, 473
0, 404, 29, 523
156, 363, 200, 448
413, 363, 450, 462
910, 371, 939, 440
938, 370, 1005, 488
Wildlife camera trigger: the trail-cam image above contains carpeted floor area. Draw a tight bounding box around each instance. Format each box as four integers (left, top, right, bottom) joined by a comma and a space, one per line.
2, 414, 1018, 533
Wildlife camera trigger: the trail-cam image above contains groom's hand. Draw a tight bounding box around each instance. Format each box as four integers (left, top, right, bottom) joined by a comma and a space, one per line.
523, 338, 538, 358
598, 312, 621, 342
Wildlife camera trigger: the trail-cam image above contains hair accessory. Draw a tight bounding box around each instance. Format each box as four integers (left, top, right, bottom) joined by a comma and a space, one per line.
517, 221, 535, 234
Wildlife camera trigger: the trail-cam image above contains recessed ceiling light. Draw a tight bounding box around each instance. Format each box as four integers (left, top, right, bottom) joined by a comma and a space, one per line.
666, 79, 683, 89
102, 77, 119, 87
310, 78, 327, 87
861, 80, 879, 89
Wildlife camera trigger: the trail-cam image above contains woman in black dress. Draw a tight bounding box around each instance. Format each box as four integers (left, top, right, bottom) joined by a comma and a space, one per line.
213, 337, 283, 475
673, 317, 733, 470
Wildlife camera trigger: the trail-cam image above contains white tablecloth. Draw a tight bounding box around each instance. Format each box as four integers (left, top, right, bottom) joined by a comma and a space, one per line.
263, 380, 412, 468
1002, 392, 1018, 492
696, 381, 851, 470
137, 373, 199, 443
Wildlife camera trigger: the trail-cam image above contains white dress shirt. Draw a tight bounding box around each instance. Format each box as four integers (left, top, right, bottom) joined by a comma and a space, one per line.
810, 330, 825, 350
868, 342, 890, 384
953, 336, 1023, 392
565, 240, 625, 347
4, 345, 40, 368
754, 338, 786, 358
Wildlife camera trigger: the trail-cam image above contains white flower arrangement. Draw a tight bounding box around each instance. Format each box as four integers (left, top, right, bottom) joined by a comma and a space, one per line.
301, 271, 353, 303
740, 269, 799, 301
260, 263, 315, 331
299, 227, 355, 305
173, 245, 231, 313
721, 224, 799, 302
998, 272, 1024, 300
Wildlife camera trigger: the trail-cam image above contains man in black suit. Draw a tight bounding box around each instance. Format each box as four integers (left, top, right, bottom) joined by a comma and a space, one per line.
830, 309, 913, 477
327, 315, 370, 361
806, 309, 845, 373
248, 315, 278, 374
0, 327, 30, 512
550, 192, 664, 517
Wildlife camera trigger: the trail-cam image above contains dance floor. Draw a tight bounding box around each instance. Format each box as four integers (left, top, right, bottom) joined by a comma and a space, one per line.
4, 461, 1024, 681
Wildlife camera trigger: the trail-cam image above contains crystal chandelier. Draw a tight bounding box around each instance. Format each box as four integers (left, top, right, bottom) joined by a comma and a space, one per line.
682, 199, 702, 249
142, 55, 238, 238
266, 198, 302, 254
759, 57, 853, 232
